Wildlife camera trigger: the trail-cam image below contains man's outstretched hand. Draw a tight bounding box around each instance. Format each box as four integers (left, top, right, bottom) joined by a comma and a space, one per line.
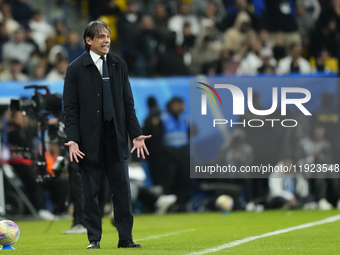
64, 141, 85, 163
131, 135, 152, 159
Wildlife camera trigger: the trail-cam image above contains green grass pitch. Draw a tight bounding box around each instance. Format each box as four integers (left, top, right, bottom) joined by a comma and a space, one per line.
6, 210, 340, 254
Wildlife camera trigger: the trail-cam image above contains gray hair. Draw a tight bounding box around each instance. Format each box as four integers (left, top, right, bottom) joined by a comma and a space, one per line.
83, 20, 111, 52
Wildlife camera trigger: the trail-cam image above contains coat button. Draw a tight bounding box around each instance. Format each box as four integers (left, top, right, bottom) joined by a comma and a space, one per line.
96, 127, 99, 130
97, 94, 100, 96
97, 110, 99, 113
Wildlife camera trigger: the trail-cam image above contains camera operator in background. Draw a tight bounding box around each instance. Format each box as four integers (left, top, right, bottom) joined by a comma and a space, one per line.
6, 110, 55, 220
7, 87, 69, 219
42, 117, 68, 216
32, 89, 86, 234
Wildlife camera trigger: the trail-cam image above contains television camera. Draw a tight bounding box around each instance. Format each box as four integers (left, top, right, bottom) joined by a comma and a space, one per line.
10, 85, 66, 182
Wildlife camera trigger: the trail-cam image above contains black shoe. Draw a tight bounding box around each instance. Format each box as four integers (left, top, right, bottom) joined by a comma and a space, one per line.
87, 241, 100, 249
118, 240, 142, 248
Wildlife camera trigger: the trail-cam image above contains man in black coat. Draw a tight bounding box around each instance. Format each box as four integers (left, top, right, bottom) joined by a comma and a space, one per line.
63, 20, 151, 249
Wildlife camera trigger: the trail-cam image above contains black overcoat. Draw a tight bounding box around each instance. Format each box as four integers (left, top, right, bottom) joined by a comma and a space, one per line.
63, 51, 142, 162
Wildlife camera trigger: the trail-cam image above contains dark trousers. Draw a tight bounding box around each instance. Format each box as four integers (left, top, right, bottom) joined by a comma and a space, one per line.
79, 119, 133, 242
68, 161, 84, 226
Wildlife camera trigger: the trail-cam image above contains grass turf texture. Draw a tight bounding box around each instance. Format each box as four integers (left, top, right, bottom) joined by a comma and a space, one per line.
5, 210, 340, 254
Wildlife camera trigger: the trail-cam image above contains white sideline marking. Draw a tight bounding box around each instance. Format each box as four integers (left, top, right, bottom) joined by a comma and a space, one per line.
135, 229, 195, 241
186, 214, 340, 255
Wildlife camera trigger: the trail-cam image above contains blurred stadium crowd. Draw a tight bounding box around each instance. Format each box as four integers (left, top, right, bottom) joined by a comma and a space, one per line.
1, 0, 340, 223
0, 0, 340, 80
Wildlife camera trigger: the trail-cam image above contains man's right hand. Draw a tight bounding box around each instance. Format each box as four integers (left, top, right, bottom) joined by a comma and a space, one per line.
64, 141, 85, 163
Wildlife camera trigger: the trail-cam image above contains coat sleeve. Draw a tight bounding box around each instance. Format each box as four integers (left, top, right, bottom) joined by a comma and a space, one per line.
122, 61, 142, 140
63, 64, 80, 144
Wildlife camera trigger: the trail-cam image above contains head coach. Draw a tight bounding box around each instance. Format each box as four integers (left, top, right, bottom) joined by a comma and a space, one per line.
63, 20, 151, 249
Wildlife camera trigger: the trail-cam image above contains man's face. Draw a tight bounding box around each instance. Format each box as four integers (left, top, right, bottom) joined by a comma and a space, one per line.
259, 29, 268, 41
240, 22, 250, 32
314, 127, 325, 141
10, 62, 22, 74
235, 0, 247, 10
68, 31, 79, 46
183, 25, 191, 36
14, 30, 24, 43
33, 13, 42, 22
170, 101, 185, 116
290, 45, 301, 59
86, 28, 110, 56
57, 60, 68, 74
333, 0, 340, 8
206, 2, 217, 17
141, 16, 154, 30
155, 4, 166, 19
179, 3, 190, 15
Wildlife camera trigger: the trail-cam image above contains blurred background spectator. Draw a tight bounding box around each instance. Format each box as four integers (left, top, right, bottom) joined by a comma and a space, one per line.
2, 28, 34, 66
61, 30, 84, 63
190, 35, 220, 74
0, 0, 337, 79
263, 0, 301, 48
45, 58, 68, 80
223, 11, 256, 58
0, 3, 20, 35
168, 2, 200, 45
192, 0, 226, 23
276, 43, 311, 74
267, 158, 310, 210
28, 10, 53, 53
0, 22, 9, 62
153, 2, 170, 40
218, 0, 258, 32
9, 0, 32, 26
116, 0, 143, 76
157, 31, 187, 76
135, 15, 160, 77
0, 58, 28, 81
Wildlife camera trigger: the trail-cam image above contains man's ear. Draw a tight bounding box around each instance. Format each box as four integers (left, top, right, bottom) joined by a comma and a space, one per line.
85, 36, 92, 46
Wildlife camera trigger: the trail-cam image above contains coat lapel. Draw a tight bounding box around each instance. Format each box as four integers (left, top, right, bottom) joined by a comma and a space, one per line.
107, 53, 120, 95
82, 52, 102, 80
107, 53, 119, 122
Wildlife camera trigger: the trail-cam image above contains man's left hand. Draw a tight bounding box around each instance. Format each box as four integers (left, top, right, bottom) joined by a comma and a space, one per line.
131, 135, 152, 159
